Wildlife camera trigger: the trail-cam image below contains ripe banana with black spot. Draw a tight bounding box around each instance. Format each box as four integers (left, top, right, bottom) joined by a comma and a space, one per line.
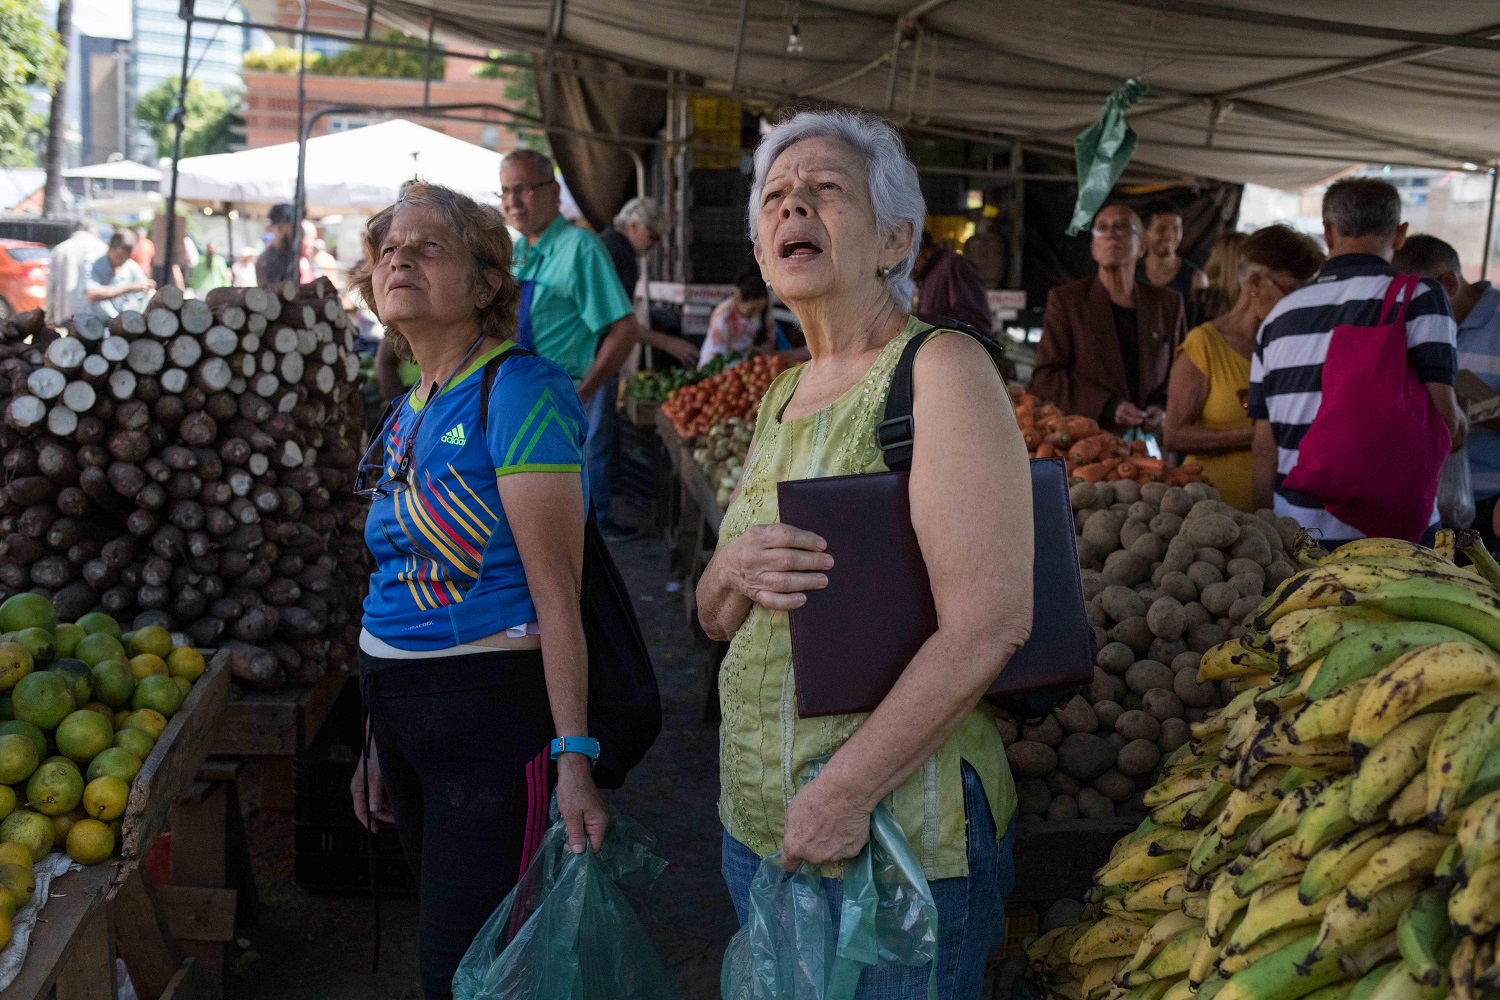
1268, 606, 1399, 672
1069, 912, 1153, 966
1385, 772, 1430, 828
1233, 837, 1307, 898
1344, 829, 1452, 905
1125, 869, 1198, 914
1353, 578, 1500, 659
1308, 622, 1483, 701
1226, 880, 1332, 957
1284, 679, 1371, 745
1217, 767, 1290, 840
1299, 825, 1402, 905
1292, 774, 1358, 859
1182, 781, 1234, 832
1119, 924, 1203, 988
1247, 774, 1338, 856
1200, 641, 1281, 682
1214, 929, 1346, 1000
1337, 930, 1400, 979
1348, 641, 1500, 750
1348, 713, 1447, 823
1124, 909, 1201, 976
1448, 859, 1500, 938
1218, 923, 1316, 977
1301, 879, 1421, 969
1426, 690, 1500, 826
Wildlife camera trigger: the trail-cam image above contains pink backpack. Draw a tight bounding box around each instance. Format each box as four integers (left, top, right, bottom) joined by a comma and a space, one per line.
1281, 274, 1451, 542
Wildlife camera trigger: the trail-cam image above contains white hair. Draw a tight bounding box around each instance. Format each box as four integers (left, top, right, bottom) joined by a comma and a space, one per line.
748, 109, 925, 310
614, 197, 663, 233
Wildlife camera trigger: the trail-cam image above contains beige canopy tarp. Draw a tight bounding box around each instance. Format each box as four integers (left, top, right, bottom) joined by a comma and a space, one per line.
368, 0, 1500, 189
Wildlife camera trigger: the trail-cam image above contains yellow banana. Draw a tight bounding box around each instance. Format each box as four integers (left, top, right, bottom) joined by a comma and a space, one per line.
1254, 675, 1307, 719
1348, 714, 1447, 823
1207, 869, 1268, 946
1309, 622, 1486, 701
1233, 837, 1306, 899
1247, 774, 1339, 855
1352, 577, 1500, 658
1125, 869, 1196, 913
1435, 528, 1458, 562
1363, 962, 1449, 1000
1157, 979, 1194, 1000
1348, 641, 1500, 750
1337, 930, 1400, 979
1124, 909, 1201, 975
1200, 641, 1280, 682
1218, 923, 1316, 977
1302, 879, 1422, 967
1456, 789, 1500, 870
1226, 881, 1332, 957
1144, 764, 1218, 809
1426, 690, 1500, 826
1187, 826, 1257, 887
1190, 914, 1229, 987
1285, 679, 1372, 745
1223, 710, 1273, 765
1098, 842, 1190, 887
1080, 956, 1123, 997
1299, 825, 1402, 904
1449, 933, 1485, 1000
1120, 924, 1203, 987
1069, 912, 1153, 966
1345, 830, 1452, 905
1217, 767, 1291, 840
1268, 606, 1399, 672
1182, 894, 1209, 921
1448, 859, 1500, 937
1146, 827, 1202, 857
1292, 774, 1359, 859
1385, 772, 1430, 827
1326, 538, 1455, 568
1182, 781, 1234, 832
1257, 561, 1464, 629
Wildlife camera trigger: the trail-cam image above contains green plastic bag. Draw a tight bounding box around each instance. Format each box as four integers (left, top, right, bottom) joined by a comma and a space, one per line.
720, 802, 939, 1000
1065, 78, 1150, 236
452, 810, 673, 1000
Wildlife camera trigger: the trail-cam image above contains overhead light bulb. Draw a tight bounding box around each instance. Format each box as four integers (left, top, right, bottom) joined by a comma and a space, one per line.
786, 22, 803, 55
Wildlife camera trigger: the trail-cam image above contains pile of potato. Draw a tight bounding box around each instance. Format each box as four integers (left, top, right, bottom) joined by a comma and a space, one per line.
1000, 479, 1307, 829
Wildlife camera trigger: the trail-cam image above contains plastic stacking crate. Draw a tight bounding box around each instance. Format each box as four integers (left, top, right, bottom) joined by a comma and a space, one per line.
292, 685, 418, 896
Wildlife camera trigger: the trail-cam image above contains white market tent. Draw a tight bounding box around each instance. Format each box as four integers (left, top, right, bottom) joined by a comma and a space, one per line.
358, 0, 1500, 191
173, 119, 504, 212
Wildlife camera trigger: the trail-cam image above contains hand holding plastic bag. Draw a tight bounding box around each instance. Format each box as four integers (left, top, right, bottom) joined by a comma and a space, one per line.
721, 802, 938, 1000
453, 810, 673, 1000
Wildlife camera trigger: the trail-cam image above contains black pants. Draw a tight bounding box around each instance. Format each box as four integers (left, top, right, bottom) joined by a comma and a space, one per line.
360, 648, 556, 1000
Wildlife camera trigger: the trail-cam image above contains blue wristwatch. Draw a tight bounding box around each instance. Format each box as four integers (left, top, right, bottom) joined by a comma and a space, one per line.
549, 736, 600, 763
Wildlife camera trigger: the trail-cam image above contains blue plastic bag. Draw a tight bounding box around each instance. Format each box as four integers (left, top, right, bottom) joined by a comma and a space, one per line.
720, 802, 939, 1000
452, 811, 674, 1000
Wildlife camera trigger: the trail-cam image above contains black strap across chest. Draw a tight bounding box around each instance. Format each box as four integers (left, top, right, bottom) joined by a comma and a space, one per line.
876, 317, 1007, 471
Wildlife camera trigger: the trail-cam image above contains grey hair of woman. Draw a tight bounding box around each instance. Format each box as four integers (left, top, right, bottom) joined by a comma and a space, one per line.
747, 110, 926, 310
613, 196, 664, 233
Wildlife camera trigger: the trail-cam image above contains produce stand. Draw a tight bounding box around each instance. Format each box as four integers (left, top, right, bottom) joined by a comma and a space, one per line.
0, 660, 232, 1000
655, 409, 724, 539
209, 670, 350, 811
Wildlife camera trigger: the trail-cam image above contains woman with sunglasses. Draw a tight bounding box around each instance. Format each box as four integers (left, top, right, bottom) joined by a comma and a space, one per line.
1163, 224, 1325, 511
347, 182, 606, 1000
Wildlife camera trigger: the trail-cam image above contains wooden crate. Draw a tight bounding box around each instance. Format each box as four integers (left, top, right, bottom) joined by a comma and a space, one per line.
621, 395, 659, 427
209, 670, 348, 758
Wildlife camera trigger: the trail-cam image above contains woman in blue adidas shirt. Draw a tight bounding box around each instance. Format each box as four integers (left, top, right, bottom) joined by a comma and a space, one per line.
347, 182, 606, 1000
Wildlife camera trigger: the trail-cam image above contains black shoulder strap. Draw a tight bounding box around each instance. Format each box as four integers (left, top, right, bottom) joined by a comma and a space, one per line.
877, 317, 1007, 472
478, 345, 536, 428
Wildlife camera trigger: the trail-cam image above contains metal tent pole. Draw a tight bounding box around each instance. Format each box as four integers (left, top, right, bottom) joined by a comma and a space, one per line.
1483, 166, 1499, 282
163, 2, 194, 285
290, 0, 310, 278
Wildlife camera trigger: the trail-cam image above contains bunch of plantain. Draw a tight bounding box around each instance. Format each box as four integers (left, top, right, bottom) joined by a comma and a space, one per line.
1025, 533, 1500, 1000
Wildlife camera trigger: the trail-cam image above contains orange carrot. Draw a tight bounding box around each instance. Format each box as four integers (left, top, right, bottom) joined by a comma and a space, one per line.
1063, 416, 1100, 439
1074, 460, 1114, 483
1130, 457, 1164, 474
1117, 461, 1137, 480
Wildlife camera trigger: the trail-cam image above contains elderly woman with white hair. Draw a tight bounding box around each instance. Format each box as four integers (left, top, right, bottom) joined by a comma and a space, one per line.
697, 110, 1034, 997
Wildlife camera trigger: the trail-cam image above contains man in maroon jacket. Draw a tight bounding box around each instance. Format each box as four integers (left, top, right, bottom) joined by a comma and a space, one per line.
911, 231, 993, 334
1032, 204, 1186, 431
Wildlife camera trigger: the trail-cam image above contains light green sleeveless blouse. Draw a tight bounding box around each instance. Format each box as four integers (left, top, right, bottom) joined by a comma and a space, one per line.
716, 317, 1017, 879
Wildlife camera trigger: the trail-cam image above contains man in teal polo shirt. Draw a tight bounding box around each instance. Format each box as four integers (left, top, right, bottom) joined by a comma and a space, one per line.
501, 149, 639, 534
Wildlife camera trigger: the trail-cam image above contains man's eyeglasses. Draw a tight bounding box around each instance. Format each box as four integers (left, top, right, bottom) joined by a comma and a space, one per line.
1091, 223, 1139, 238
499, 179, 557, 200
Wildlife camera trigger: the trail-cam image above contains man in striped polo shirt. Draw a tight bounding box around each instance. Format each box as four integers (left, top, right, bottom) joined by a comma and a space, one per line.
1248, 178, 1466, 543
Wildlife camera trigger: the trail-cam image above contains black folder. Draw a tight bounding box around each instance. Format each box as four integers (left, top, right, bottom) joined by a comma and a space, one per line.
777, 457, 1095, 718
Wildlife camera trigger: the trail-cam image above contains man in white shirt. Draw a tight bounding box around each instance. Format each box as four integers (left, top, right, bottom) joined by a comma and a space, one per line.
45, 221, 105, 325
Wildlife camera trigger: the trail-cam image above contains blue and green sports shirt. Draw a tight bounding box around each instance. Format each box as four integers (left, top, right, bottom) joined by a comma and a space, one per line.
362, 341, 589, 650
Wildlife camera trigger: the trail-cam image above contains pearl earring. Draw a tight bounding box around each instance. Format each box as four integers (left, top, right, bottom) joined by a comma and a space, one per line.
877, 265, 890, 278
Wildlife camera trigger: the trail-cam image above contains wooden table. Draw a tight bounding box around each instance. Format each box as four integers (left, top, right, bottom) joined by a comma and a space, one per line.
208, 670, 349, 811
654, 410, 724, 536
0, 661, 230, 1000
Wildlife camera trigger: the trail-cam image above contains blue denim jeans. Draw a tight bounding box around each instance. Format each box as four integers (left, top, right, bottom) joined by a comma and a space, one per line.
584, 375, 618, 523
721, 763, 1016, 1000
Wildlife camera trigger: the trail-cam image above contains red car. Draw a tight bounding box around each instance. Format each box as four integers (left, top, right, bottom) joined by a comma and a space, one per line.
0, 239, 49, 321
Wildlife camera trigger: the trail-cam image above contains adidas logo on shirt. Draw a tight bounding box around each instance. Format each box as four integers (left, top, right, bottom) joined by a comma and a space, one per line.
440, 423, 467, 446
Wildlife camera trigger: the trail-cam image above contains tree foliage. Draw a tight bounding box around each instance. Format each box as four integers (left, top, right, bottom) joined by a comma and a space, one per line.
244, 32, 443, 80
134, 78, 243, 159
472, 53, 549, 154
0, 0, 62, 166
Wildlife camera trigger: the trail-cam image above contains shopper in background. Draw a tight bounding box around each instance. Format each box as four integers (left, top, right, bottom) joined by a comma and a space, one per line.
45, 219, 104, 325
1249, 178, 1465, 542
130, 225, 155, 275
86, 230, 155, 318
910, 229, 992, 334
256, 203, 312, 285
189, 242, 232, 293
1394, 234, 1500, 546
1032, 204, 1186, 431
1163, 225, 1324, 512
599, 198, 698, 366
500, 149, 644, 537
1196, 230, 1248, 323
348, 182, 606, 1000
231, 248, 258, 287
1137, 200, 1208, 310
698, 109, 1031, 1000
699, 272, 771, 367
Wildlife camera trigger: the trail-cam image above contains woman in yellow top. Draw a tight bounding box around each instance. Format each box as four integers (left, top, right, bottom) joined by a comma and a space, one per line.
1164, 225, 1325, 511
696, 109, 1033, 998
